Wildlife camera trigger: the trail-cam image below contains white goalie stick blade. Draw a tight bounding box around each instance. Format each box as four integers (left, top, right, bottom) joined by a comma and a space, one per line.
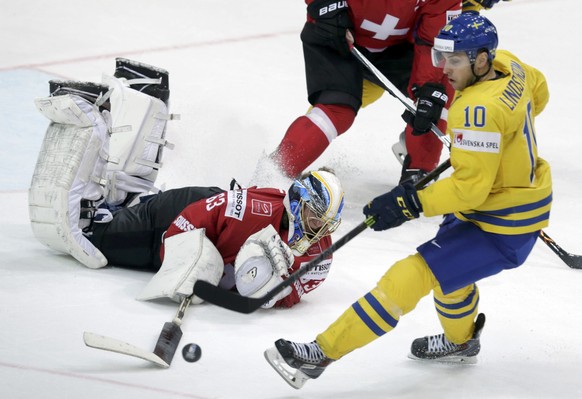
264, 347, 310, 390
83, 332, 170, 368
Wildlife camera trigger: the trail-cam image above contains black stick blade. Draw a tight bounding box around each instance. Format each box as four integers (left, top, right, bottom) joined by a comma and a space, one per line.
194, 281, 265, 313
539, 231, 582, 269
556, 250, 582, 269
193, 221, 372, 314
153, 322, 183, 365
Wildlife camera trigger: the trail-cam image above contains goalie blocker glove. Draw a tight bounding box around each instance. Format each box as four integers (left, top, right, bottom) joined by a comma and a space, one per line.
363, 182, 422, 231
301, 0, 353, 57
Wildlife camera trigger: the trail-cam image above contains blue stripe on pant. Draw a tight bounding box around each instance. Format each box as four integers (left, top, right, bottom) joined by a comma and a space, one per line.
351, 292, 399, 337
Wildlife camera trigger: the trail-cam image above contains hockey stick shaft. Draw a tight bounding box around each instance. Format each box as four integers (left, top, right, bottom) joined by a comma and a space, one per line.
350, 46, 451, 149
152, 295, 192, 365
352, 46, 581, 269
193, 158, 452, 314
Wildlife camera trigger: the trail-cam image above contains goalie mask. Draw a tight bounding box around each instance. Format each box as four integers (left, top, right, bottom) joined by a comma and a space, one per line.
286, 170, 344, 255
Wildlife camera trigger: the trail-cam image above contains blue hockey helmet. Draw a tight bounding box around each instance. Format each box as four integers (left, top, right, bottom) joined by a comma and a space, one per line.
286, 169, 344, 255
432, 13, 498, 67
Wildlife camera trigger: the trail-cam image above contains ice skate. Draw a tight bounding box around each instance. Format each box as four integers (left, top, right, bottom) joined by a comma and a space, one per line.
398, 154, 433, 186
391, 130, 407, 166
408, 313, 486, 364
264, 339, 333, 389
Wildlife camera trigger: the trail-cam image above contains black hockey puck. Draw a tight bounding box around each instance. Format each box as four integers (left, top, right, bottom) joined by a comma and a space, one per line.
182, 343, 202, 363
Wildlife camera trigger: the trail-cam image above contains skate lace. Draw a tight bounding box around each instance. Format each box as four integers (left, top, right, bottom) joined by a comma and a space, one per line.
427, 334, 459, 354
290, 341, 325, 364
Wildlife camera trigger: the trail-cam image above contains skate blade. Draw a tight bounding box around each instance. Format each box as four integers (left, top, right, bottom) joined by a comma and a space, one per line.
264, 347, 310, 389
407, 352, 478, 365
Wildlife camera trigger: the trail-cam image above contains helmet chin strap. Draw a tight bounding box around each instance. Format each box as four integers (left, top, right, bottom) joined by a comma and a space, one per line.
468, 61, 492, 87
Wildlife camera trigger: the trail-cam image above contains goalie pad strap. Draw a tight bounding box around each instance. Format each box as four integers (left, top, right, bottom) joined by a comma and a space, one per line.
125, 77, 162, 86
95, 88, 114, 108
110, 125, 132, 134
135, 158, 162, 169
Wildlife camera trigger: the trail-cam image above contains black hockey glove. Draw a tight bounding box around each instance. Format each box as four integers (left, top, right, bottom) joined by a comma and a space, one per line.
302, 0, 353, 57
401, 82, 448, 136
363, 182, 422, 232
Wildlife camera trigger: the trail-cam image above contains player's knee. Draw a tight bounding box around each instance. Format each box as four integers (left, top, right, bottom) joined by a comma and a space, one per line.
376, 253, 437, 315
314, 104, 356, 136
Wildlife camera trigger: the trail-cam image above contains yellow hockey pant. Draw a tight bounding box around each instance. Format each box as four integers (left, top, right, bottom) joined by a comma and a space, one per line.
317, 253, 479, 360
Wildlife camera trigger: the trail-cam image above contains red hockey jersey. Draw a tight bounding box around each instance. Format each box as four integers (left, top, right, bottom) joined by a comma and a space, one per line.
162, 187, 333, 308
306, 0, 461, 89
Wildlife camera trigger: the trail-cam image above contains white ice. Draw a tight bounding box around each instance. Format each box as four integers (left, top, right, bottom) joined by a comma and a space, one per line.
1, 1, 581, 398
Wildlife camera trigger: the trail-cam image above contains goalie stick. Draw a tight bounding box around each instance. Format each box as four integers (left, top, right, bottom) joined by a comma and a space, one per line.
84, 295, 192, 367
193, 159, 452, 314
351, 46, 581, 270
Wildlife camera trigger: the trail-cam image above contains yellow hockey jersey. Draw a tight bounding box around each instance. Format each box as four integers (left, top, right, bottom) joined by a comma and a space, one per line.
418, 50, 552, 235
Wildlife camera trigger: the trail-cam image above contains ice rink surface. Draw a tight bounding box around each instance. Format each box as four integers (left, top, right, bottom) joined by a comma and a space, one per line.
1, 1, 581, 398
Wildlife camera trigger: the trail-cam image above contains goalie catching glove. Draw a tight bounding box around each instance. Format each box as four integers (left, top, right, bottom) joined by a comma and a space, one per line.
234, 225, 294, 309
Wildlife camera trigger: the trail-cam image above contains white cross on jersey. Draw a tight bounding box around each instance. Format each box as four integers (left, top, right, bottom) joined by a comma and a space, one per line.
360, 14, 409, 41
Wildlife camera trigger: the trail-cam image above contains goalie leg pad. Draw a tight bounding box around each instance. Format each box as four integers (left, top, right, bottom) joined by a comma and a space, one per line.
49, 80, 112, 112
103, 73, 175, 205
114, 57, 170, 104
137, 229, 225, 304
29, 94, 110, 269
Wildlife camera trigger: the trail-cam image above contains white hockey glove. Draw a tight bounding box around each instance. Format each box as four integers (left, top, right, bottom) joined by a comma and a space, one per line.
234, 225, 294, 309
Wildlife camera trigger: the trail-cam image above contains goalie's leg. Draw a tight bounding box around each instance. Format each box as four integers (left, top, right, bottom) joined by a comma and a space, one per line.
88, 186, 224, 270
114, 57, 170, 104
30, 85, 111, 269
104, 58, 177, 206
49, 80, 111, 111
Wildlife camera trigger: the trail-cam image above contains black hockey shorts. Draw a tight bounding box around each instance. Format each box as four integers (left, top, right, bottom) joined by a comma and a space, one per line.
89, 186, 224, 271
301, 27, 414, 112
